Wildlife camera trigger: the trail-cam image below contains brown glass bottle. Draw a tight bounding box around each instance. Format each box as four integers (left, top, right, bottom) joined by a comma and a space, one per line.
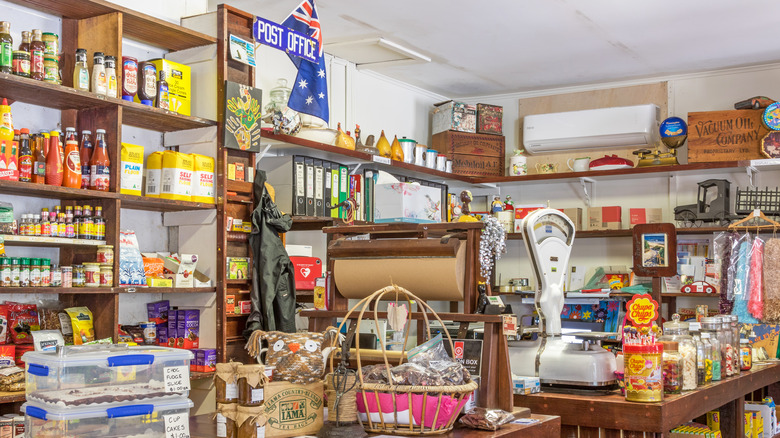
33, 133, 46, 184
0, 22, 12, 74
30, 30, 45, 81
18, 31, 30, 53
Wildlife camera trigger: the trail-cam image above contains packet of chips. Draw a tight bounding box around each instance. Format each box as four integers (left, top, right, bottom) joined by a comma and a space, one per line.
65, 307, 95, 345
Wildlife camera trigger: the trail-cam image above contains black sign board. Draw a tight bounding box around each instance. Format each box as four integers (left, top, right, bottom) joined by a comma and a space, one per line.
443, 339, 483, 376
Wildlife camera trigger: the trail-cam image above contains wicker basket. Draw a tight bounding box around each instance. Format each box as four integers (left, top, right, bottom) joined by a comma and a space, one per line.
334, 285, 478, 436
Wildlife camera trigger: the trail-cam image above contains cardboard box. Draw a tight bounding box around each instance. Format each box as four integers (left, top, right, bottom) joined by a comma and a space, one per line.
286, 244, 313, 257
630, 208, 662, 227
147, 278, 173, 287
513, 204, 545, 232
147, 300, 169, 325
687, 110, 767, 162
225, 295, 235, 314
477, 103, 503, 135
162, 254, 209, 287
157, 326, 168, 346
433, 100, 476, 135
558, 208, 583, 230
178, 309, 200, 349
374, 182, 442, 223
289, 256, 322, 290
190, 349, 201, 372
148, 58, 191, 116
167, 310, 178, 347
588, 206, 622, 230
227, 257, 250, 280
431, 131, 505, 177
239, 301, 251, 314
494, 210, 513, 233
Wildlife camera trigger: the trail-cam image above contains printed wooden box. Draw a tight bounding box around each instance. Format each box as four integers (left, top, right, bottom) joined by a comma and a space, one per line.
687, 110, 767, 162
432, 131, 505, 177
477, 103, 503, 135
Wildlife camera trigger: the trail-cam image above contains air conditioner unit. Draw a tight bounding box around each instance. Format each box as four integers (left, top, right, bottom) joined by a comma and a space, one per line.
523, 104, 660, 155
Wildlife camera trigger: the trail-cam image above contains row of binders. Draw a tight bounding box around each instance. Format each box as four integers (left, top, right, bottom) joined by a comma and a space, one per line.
258, 155, 448, 222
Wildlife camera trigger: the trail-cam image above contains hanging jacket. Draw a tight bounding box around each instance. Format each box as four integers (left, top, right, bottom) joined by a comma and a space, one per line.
243, 170, 297, 338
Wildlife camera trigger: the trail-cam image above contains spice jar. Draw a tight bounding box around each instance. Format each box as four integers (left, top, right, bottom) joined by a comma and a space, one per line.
29, 258, 41, 287
237, 364, 266, 407
99, 265, 113, 287
236, 405, 265, 438
740, 338, 752, 371
61, 265, 72, 288
84, 262, 100, 287
660, 314, 697, 390
19, 258, 30, 287
215, 362, 239, 404
72, 265, 85, 287
661, 341, 683, 394
50, 264, 61, 287
216, 403, 238, 438
623, 343, 663, 402
0, 258, 10, 287
12, 51, 30, 78
40, 258, 50, 287
9, 258, 20, 287
43, 54, 58, 83
97, 245, 114, 264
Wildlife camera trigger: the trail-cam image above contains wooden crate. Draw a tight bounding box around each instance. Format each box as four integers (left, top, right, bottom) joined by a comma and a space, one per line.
432, 131, 505, 177
687, 109, 768, 162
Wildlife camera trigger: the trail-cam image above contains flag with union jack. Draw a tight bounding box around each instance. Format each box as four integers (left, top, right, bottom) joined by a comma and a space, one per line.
281, 0, 329, 123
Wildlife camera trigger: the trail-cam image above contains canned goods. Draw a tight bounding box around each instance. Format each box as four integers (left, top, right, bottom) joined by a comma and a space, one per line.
140, 321, 157, 345
97, 245, 114, 265
84, 263, 100, 287
624, 343, 663, 402
99, 266, 113, 287
61, 266, 72, 288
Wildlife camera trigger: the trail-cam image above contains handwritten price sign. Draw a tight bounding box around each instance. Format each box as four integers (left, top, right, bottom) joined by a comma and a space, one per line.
164, 366, 191, 393
164, 414, 190, 438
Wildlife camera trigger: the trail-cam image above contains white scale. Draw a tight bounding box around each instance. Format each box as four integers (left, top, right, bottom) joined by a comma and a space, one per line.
508, 208, 617, 391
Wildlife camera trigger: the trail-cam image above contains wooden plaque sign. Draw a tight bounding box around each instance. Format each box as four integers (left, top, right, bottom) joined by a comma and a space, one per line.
687, 109, 767, 162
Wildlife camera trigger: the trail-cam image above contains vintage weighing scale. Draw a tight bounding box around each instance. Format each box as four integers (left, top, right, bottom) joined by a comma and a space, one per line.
508, 208, 617, 392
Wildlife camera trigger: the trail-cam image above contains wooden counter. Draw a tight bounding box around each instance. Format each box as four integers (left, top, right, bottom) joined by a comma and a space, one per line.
514, 363, 780, 438
189, 413, 561, 438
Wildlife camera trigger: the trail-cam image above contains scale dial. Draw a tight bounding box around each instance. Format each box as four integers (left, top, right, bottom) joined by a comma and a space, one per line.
530, 212, 575, 245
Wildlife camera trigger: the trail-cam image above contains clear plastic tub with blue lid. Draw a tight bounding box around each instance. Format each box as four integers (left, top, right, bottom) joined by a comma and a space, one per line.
23, 344, 193, 407
23, 395, 193, 437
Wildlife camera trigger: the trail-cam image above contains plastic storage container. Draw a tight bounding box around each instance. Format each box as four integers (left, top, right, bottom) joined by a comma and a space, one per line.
23, 345, 194, 406
23, 396, 193, 437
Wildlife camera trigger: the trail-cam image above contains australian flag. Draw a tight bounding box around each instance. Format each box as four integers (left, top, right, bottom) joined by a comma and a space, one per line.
282, 0, 329, 123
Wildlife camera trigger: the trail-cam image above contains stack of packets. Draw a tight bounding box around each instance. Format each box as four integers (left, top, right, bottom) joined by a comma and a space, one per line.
511, 374, 540, 395
669, 422, 721, 437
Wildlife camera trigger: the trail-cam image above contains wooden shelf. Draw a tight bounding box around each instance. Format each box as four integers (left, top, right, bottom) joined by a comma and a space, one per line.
661, 293, 720, 298
0, 73, 216, 132
0, 287, 114, 294
506, 226, 729, 240
301, 309, 505, 323
115, 287, 216, 294
118, 194, 216, 212
225, 279, 251, 285
191, 371, 215, 381
261, 130, 474, 184
0, 179, 118, 201
4, 0, 216, 51
225, 179, 253, 194
3, 235, 106, 247
227, 313, 249, 319
0, 391, 25, 404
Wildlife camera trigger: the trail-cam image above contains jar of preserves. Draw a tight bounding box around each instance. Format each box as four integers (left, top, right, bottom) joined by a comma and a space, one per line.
99, 265, 113, 287
740, 338, 752, 371
236, 405, 265, 438
623, 343, 663, 402
84, 262, 100, 287
661, 341, 683, 394
215, 362, 239, 404
29, 29, 44, 81
43, 54, 58, 83
700, 317, 722, 381
236, 364, 266, 407
660, 314, 697, 390
72, 265, 85, 287
216, 403, 238, 438
12, 50, 30, 77
41, 32, 58, 57
97, 245, 114, 265
61, 265, 72, 288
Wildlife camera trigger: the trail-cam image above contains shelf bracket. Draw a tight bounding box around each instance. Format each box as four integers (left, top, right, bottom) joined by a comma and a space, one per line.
746, 165, 757, 188
579, 177, 596, 207
350, 163, 363, 175
255, 144, 272, 164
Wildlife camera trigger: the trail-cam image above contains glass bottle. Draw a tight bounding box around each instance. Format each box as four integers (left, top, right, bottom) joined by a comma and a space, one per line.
156, 69, 169, 109
40, 208, 50, 237
702, 318, 722, 382
33, 133, 46, 184
30, 29, 45, 81
93, 206, 105, 240
0, 258, 9, 287
700, 332, 714, 384
79, 130, 93, 189
729, 315, 741, 375
17, 128, 33, 182
18, 30, 30, 54
740, 338, 753, 371
57, 213, 66, 238
65, 205, 74, 238
80, 205, 93, 239
62, 127, 81, 188
73, 48, 89, 92
32, 214, 40, 236
661, 341, 683, 394
19, 258, 30, 287
105, 56, 117, 98
73, 205, 83, 239
0, 22, 13, 74
89, 129, 110, 191
46, 131, 63, 186
91, 52, 106, 96
717, 316, 734, 378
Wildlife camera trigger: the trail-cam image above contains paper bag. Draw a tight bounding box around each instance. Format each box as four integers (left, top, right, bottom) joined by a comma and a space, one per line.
262, 381, 324, 438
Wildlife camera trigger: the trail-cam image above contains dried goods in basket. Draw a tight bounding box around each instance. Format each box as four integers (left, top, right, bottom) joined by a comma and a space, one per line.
331, 285, 478, 436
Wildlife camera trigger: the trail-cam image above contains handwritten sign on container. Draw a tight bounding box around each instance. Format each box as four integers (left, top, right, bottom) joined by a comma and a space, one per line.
687, 110, 767, 162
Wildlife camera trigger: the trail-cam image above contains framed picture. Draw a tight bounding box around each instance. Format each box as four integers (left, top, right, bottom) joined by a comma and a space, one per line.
632, 223, 677, 277
223, 80, 262, 152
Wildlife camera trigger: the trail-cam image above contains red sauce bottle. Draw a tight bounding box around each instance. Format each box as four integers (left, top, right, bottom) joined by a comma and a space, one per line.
89, 129, 110, 191
137, 61, 157, 106
45, 131, 63, 186
17, 128, 32, 182
29, 29, 45, 81
62, 127, 81, 188
121, 56, 138, 102
79, 130, 93, 189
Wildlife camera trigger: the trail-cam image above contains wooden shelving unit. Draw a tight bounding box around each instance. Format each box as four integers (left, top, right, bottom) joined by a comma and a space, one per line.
505, 226, 729, 240
2, 235, 106, 247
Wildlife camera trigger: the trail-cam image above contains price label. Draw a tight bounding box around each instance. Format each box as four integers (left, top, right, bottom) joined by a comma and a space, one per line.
164, 413, 190, 438
164, 366, 191, 393
225, 383, 238, 399
251, 388, 264, 403
372, 155, 391, 165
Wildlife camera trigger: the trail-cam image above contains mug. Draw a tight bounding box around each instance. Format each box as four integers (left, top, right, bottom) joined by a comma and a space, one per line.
535, 163, 558, 174
509, 155, 527, 176
567, 157, 590, 172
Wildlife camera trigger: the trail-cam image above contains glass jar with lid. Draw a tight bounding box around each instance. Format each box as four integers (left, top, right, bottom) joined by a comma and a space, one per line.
729, 315, 741, 375
699, 331, 714, 384
660, 314, 697, 390
740, 338, 753, 371
700, 317, 722, 381
717, 315, 734, 377
661, 341, 683, 394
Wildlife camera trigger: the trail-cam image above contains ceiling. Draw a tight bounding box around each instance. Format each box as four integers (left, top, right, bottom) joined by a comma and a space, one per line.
230, 0, 780, 98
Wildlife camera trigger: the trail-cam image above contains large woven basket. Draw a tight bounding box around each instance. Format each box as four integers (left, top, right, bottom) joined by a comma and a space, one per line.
334, 285, 478, 436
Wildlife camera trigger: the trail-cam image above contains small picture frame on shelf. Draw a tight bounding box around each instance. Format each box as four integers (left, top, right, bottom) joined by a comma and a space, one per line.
632, 223, 677, 277
223, 80, 262, 152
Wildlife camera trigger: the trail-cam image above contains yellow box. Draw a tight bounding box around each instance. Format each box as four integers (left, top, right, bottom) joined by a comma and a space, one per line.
160, 151, 193, 201
191, 153, 215, 204
145, 151, 163, 198
241, 223, 251, 233
231, 219, 244, 232
120, 143, 144, 196
147, 278, 173, 287
228, 163, 236, 181
149, 58, 191, 116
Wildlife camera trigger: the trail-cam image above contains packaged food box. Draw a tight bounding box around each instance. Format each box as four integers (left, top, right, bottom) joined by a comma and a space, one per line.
120, 143, 144, 196
145, 151, 163, 198
146, 300, 169, 325
226, 257, 250, 280
22, 345, 194, 406
177, 310, 199, 350
23, 396, 193, 437
225, 295, 235, 314
157, 326, 168, 346
201, 349, 216, 373
162, 254, 207, 288
588, 206, 622, 230
167, 311, 178, 347
629, 208, 662, 227
149, 58, 191, 116
239, 301, 251, 315
190, 349, 200, 372
160, 151, 193, 202
191, 153, 215, 204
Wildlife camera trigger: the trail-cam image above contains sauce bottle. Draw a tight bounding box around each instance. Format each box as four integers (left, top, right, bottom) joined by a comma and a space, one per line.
89, 129, 110, 191
46, 130, 63, 186
79, 130, 93, 189
0, 99, 13, 146
73, 48, 89, 92
33, 133, 46, 184
156, 69, 169, 109
18, 31, 30, 54
105, 56, 117, 98
137, 61, 157, 106
91, 52, 107, 96
121, 56, 138, 101
30, 30, 45, 81
0, 22, 12, 74
17, 128, 32, 182
63, 127, 81, 188
94, 206, 105, 240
